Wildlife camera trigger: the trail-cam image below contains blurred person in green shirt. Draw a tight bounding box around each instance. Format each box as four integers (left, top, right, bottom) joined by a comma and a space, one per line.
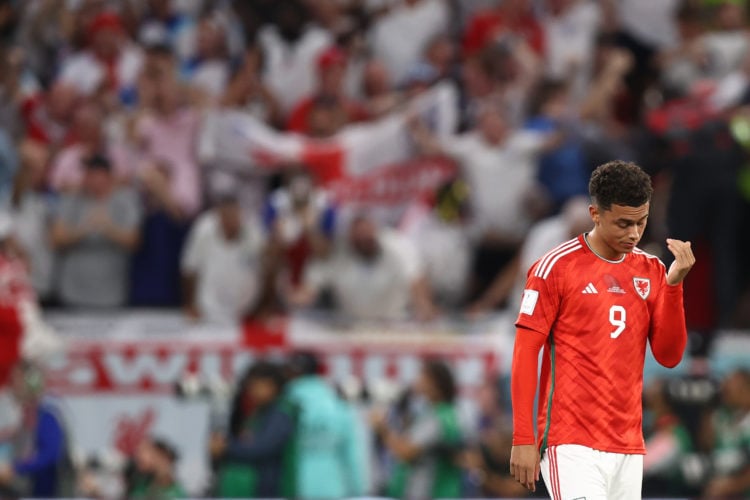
704, 369, 750, 497
130, 438, 185, 499
373, 359, 464, 500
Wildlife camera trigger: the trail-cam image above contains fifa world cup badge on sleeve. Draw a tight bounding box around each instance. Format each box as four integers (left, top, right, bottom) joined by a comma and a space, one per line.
520, 289, 539, 315
633, 277, 651, 300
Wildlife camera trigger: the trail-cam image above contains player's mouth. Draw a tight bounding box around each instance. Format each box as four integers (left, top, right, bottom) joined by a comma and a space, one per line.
621, 242, 636, 251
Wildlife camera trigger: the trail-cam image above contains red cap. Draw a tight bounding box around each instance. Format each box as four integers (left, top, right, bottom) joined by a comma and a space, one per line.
317, 46, 346, 71
89, 12, 124, 39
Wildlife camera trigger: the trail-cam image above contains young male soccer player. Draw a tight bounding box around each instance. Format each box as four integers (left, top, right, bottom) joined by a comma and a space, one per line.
509, 161, 695, 498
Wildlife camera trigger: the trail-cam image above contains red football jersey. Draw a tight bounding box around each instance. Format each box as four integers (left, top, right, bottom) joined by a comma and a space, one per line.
514, 234, 686, 454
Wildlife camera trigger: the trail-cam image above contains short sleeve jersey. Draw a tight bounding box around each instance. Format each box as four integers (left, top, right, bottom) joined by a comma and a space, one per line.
515, 234, 675, 454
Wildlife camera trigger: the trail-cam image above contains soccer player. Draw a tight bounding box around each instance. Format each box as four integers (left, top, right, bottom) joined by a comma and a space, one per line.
509, 161, 695, 499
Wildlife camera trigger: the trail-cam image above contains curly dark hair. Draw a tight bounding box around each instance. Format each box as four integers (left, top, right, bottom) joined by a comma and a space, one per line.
589, 161, 653, 211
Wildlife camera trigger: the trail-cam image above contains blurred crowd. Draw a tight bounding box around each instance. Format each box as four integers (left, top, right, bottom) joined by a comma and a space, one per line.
0, 0, 746, 335
1, 353, 750, 498
0, 0, 749, 497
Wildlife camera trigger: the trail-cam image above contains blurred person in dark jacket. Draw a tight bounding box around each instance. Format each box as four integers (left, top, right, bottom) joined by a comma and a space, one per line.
210, 360, 295, 498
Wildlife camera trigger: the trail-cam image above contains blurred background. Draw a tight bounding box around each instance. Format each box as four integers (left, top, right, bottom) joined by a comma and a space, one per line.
0, 0, 748, 497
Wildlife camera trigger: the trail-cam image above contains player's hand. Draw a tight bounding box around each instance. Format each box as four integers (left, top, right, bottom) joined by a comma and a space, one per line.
510, 444, 540, 492
666, 239, 696, 286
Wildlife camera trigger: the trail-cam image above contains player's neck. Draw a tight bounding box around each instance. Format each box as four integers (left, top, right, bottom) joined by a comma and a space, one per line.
585, 231, 625, 262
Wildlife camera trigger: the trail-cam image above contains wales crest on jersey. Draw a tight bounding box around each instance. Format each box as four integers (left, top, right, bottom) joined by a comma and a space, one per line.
633, 277, 651, 300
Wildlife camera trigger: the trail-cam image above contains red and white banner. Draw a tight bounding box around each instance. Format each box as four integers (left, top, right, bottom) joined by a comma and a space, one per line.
38, 311, 511, 495
198, 82, 459, 184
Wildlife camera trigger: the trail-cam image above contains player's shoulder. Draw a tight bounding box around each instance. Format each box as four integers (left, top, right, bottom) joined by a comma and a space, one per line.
529, 237, 585, 280
631, 246, 667, 272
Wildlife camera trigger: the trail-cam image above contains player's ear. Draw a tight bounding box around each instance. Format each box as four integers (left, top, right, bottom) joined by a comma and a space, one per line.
589, 204, 599, 225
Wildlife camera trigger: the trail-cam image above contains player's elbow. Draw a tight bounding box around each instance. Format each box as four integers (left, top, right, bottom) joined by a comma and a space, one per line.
654, 344, 686, 368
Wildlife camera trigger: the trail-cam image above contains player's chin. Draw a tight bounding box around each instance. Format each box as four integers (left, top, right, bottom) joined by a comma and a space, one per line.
620, 242, 636, 252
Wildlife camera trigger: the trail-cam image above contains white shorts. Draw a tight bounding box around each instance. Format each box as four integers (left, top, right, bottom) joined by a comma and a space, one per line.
540, 444, 643, 500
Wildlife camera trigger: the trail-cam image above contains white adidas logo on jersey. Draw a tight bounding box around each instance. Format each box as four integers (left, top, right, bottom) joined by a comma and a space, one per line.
582, 283, 599, 294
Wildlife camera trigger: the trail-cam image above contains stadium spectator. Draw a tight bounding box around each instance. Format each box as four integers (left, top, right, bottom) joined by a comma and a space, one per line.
122, 438, 160, 498
287, 46, 368, 133
221, 44, 283, 127
20, 81, 79, 150
360, 58, 400, 118
292, 214, 436, 321
51, 155, 142, 308
137, 0, 197, 65
460, 378, 530, 497
525, 79, 589, 212
130, 438, 185, 499
371, 0, 449, 86
283, 351, 365, 499
264, 168, 336, 287
703, 369, 750, 497
656, 3, 708, 98
10, 140, 55, 300
642, 378, 694, 496
49, 101, 134, 192
400, 178, 473, 309
211, 361, 294, 498
57, 11, 144, 103
372, 359, 464, 499
700, 1, 749, 79
259, 0, 333, 114
181, 191, 266, 323
412, 102, 552, 309
0, 362, 68, 498
423, 34, 457, 80
132, 49, 202, 219
127, 44, 195, 307
462, 0, 545, 57
541, 0, 603, 96
181, 14, 231, 103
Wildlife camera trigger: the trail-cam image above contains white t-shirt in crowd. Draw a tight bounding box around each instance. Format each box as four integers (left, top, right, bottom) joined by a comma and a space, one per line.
544, 0, 602, 92
400, 206, 471, 307
617, 0, 681, 49
702, 31, 750, 79
58, 44, 144, 96
181, 211, 266, 323
304, 229, 422, 320
445, 130, 545, 242
190, 60, 231, 99
259, 25, 332, 114
370, 0, 449, 85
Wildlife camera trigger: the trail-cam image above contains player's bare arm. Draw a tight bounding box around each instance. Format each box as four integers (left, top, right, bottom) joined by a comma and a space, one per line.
510, 444, 540, 491
665, 238, 696, 286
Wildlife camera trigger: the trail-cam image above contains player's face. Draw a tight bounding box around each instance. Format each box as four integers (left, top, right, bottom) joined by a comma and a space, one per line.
590, 203, 649, 257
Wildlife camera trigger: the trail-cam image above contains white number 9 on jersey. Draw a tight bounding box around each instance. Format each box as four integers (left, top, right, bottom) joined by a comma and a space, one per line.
609, 305, 626, 339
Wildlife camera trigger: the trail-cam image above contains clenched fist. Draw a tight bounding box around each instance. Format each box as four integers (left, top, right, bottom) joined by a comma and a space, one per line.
666, 239, 696, 286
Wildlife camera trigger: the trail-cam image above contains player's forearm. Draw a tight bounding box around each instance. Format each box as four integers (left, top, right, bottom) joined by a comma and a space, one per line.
511, 328, 546, 445
649, 283, 687, 368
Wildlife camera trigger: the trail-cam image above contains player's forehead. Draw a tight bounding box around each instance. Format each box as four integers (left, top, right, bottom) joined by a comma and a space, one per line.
604, 203, 650, 221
